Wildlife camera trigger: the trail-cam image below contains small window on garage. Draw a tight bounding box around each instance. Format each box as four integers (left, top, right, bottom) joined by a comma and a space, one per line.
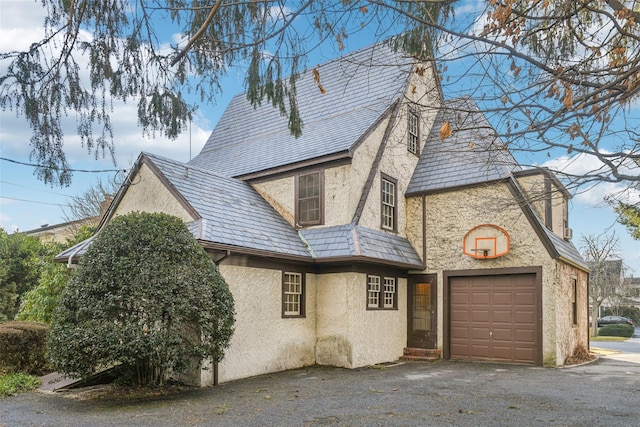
572, 277, 578, 326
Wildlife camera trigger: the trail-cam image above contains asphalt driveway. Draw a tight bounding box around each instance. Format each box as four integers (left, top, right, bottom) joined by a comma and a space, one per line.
2, 357, 640, 427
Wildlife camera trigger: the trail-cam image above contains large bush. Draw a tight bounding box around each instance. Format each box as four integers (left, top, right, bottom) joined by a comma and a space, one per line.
0, 321, 49, 374
598, 324, 635, 338
47, 212, 235, 386
0, 230, 61, 322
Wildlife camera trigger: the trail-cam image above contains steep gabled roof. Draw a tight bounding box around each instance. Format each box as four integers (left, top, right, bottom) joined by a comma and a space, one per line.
407, 96, 587, 271
407, 96, 520, 195
189, 43, 414, 178
142, 152, 313, 259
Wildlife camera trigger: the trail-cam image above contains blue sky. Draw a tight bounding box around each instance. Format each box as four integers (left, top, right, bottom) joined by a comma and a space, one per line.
0, 1, 638, 274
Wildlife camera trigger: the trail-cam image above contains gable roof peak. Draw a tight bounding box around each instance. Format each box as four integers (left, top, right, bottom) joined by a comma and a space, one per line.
189, 42, 420, 178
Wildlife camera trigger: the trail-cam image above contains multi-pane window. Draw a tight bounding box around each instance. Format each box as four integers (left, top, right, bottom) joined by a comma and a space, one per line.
408, 109, 419, 154
367, 275, 381, 308
297, 171, 322, 226
283, 272, 304, 317
367, 275, 397, 310
381, 175, 396, 231
383, 277, 396, 308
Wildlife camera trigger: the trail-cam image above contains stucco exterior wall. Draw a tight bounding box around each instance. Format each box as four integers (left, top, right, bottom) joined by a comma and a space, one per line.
357, 65, 440, 233
315, 273, 407, 368
213, 265, 316, 384
412, 182, 585, 365
250, 60, 441, 233
552, 263, 590, 365
515, 174, 546, 222
114, 163, 193, 222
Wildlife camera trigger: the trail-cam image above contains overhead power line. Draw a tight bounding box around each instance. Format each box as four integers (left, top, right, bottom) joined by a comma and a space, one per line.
0, 157, 127, 173
0, 196, 67, 207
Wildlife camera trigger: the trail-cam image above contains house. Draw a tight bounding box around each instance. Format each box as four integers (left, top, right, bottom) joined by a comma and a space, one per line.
623, 277, 640, 310
25, 196, 112, 243
57, 42, 590, 386
25, 218, 91, 244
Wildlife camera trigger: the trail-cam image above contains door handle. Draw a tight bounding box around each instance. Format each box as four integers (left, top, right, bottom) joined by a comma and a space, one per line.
489, 331, 493, 338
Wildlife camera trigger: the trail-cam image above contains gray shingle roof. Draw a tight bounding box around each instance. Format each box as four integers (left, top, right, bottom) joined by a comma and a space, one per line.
539, 218, 589, 270
407, 97, 520, 195
300, 224, 423, 268
143, 152, 312, 258
189, 43, 413, 177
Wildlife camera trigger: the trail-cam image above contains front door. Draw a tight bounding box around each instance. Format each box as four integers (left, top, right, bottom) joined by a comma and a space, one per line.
408, 274, 437, 349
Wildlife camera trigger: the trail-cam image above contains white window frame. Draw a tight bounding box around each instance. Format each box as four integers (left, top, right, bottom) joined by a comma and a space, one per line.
408, 109, 419, 154
383, 277, 396, 308
367, 274, 397, 310
283, 272, 304, 317
367, 275, 380, 308
381, 175, 396, 231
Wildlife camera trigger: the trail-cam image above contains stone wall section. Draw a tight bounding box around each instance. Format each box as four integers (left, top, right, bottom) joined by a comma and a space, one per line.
408, 182, 587, 365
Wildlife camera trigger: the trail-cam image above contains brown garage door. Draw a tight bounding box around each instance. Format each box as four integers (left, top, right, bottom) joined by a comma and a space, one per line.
449, 273, 539, 364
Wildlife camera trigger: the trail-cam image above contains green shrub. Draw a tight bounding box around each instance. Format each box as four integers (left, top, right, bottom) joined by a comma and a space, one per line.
48, 212, 235, 386
0, 372, 41, 397
0, 321, 50, 374
598, 323, 635, 338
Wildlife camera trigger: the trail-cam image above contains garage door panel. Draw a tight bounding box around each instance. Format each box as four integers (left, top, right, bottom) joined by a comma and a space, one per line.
471, 309, 490, 322
449, 273, 539, 365
514, 311, 535, 323
471, 292, 490, 304
471, 327, 490, 339
492, 292, 513, 305
469, 344, 490, 358
492, 329, 512, 341
514, 329, 535, 342
451, 292, 469, 304
515, 292, 535, 305
450, 309, 469, 322
492, 310, 513, 323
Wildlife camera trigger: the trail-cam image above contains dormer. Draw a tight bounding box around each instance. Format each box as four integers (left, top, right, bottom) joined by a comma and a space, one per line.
514, 168, 573, 240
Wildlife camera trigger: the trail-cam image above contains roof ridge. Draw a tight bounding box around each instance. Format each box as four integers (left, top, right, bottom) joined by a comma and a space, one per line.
143, 151, 239, 180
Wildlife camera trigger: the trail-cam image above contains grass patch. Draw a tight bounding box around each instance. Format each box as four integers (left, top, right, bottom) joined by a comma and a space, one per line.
0, 372, 41, 397
590, 336, 628, 342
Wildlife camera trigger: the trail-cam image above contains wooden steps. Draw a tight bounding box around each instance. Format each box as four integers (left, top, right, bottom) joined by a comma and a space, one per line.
400, 347, 441, 362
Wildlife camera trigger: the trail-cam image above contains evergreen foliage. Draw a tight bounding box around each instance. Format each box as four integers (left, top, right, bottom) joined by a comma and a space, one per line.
0, 229, 62, 322
597, 323, 635, 338
1, 1, 639, 188
47, 212, 235, 386
0, 321, 50, 375
614, 202, 640, 241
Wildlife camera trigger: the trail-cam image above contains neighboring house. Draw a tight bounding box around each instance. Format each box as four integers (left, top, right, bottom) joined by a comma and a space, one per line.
589, 259, 623, 316
25, 218, 94, 244
25, 196, 112, 243
57, 42, 589, 386
624, 277, 640, 309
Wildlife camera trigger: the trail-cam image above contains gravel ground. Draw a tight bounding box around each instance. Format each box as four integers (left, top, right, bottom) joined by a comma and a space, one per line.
1, 358, 639, 426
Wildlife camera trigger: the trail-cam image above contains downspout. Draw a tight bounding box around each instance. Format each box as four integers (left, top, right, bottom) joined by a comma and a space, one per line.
422, 194, 427, 270
66, 235, 96, 268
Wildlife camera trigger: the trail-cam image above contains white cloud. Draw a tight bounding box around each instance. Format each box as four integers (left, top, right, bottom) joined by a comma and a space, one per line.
541, 152, 640, 206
